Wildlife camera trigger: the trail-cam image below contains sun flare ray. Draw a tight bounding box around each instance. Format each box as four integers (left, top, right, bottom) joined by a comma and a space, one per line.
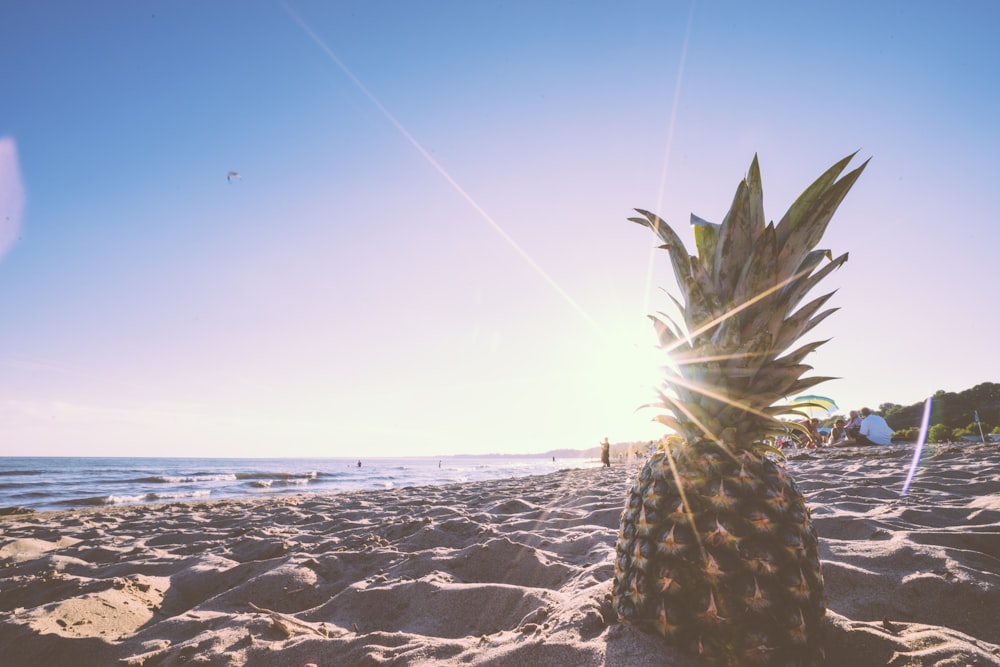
279, 2, 599, 331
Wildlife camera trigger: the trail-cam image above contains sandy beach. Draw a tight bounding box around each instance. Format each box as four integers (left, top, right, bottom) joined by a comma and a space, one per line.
1, 443, 998, 666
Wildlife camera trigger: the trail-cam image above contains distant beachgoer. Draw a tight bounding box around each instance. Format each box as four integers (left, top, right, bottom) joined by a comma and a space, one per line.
809, 418, 824, 447
600, 438, 611, 467
845, 410, 862, 441
357, 460, 362, 467
799, 418, 821, 448
829, 419, 847, 444
856, 407, 894, 445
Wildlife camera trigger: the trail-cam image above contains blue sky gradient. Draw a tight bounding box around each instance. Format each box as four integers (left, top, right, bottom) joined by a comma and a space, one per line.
2, 1, 999, 456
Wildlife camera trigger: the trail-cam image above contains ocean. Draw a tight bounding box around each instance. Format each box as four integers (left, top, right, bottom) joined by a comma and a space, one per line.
0, 455, 600, 514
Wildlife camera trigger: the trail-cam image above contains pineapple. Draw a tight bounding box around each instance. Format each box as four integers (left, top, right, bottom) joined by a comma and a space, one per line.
611, 153, 867, 666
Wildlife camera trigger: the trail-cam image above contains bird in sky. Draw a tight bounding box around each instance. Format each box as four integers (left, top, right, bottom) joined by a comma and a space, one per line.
227, 171, 241, 182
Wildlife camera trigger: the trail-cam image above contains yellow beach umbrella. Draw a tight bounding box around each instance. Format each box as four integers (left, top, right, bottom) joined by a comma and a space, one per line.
792, 394, 839, 417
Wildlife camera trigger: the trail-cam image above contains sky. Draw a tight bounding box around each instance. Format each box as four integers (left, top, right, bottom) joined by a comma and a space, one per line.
2, 1, 999, 458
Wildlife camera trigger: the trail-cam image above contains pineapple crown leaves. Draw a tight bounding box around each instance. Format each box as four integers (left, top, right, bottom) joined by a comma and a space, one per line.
631, 153, 868, 445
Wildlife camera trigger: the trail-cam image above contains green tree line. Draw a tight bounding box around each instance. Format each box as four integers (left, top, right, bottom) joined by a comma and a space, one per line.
831, 381, 1000, 443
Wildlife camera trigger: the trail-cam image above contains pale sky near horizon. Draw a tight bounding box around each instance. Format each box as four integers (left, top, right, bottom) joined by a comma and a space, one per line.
2, 1, 999, 458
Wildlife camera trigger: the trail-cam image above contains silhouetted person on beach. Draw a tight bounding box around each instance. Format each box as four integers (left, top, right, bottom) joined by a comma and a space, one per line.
600, 438, 611, 467
856, 407, 894, 445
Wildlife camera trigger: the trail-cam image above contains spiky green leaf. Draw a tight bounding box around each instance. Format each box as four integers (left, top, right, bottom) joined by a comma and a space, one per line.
691, 213, 719, 279
631, 210, 692, 298
775, 152, 859, 251
745, 154, 766, 238
776, 159, 869, 282
781, 252, 849, 308
714, 179, 754, 295
649, 314, 684, 349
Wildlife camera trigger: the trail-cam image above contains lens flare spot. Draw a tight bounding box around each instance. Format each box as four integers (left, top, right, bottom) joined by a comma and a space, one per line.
0, 137, 26, 261
901, 396, 932, 495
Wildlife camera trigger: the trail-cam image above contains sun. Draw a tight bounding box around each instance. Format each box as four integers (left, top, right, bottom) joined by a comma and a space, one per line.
589, 324, 672, 440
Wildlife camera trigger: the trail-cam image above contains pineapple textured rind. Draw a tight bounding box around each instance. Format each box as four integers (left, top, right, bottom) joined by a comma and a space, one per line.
612, 444, 825, 666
